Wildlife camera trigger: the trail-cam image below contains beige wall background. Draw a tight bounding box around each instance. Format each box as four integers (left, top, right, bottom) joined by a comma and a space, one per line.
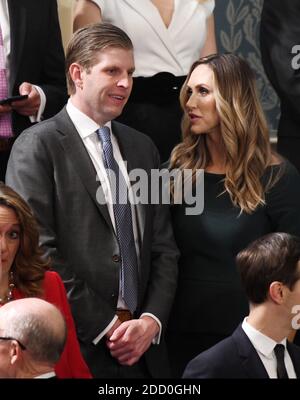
57, 0, 75, 52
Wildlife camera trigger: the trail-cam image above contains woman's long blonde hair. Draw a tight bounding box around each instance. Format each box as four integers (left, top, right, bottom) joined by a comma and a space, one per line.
170, 53, 281, 214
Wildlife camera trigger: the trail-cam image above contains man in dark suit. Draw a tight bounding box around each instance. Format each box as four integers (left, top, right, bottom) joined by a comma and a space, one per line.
6, 23, 179, 378
0, 298, 66, 378
0, 0, 67, 181
183, 232, 300, 378
260, 0, 300, 173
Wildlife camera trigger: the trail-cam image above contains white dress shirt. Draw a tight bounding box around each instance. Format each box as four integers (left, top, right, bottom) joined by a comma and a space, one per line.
242, 318, 296, 378
66, 100, 162, 344
0, 0, 46, 122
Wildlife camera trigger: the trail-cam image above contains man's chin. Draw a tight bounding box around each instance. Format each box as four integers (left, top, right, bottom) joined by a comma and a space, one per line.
109, 108, 125, 121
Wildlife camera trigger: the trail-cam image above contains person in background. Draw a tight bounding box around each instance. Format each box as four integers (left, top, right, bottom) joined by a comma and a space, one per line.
0, 183, 91, 378
0, 0, 68, 181
166, 53, 300, 377
183, 233, 300, 379
260, 0, 300, 173
0, 298, 67, 379
73, 0, 217, 162
6, 23, 178, 378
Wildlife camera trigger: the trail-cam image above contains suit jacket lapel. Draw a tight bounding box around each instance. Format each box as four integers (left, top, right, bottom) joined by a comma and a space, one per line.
112, 121, 136, 173
7, 0, 26, 94
56, 108, 114, 233
123, 0, 182, 71
233, 325, 270, 378
287, 342, 300, 378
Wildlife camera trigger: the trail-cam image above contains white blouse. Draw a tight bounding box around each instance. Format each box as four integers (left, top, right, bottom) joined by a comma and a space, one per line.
92, 0, 215, 77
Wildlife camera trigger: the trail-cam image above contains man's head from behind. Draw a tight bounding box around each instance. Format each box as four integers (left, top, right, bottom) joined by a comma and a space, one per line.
237, 232, 300, 307
0, 298, 67, 378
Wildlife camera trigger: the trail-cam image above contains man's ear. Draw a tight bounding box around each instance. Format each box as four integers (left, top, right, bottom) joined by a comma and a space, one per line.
69, 63, 84, 90
9, 341, 22, 365
269, 281, 285, 304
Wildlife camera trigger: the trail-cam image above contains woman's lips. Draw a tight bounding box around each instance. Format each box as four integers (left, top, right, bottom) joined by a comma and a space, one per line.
189, 113, 202, 122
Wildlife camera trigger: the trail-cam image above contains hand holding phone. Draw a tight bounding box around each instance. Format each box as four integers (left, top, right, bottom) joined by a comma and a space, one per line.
0, 95, 29, 106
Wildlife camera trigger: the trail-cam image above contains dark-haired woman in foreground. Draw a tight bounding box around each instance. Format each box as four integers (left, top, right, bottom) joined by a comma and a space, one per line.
0, 183, 92, 378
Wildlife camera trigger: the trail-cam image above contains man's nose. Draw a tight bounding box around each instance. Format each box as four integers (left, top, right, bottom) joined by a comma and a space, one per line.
117, 75, 131, 88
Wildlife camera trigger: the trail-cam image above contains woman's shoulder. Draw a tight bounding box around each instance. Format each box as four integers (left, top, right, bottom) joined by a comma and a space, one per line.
43, 271, 64, 293
264, 158, 300, 202
42, 271, 70, 310
198, 0, 215, 17
264, 159, 300, 234
90, 0, 126, 14
44, 270, 62, 282
266, 158, 300, 180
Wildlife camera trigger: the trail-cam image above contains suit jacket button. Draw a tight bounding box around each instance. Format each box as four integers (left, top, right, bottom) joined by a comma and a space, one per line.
112, 255, 120, 262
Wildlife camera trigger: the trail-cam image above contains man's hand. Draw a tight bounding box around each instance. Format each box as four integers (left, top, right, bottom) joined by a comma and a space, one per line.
0, 104, 12, 115
105, 318, 122, 339
11, 82, 41, 116
106, 316, 159, 366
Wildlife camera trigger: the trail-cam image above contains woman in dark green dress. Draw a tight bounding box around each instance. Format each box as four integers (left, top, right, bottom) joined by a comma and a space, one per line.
166, 53, 300, 377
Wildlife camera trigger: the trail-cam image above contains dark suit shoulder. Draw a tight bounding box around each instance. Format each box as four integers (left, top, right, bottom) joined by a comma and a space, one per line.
14, 107, 69, 143
112, 120, 161, 169
8, 114, 68, 178
112, 121, 158, 151
11, 120, 57, 154
286, 342, 300, 378
183, 336, 238, 379
288, 342, 300, 360
18, 115, 57, 134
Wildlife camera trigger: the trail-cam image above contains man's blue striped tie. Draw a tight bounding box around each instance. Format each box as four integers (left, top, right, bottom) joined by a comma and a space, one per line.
97, 126, 138, 314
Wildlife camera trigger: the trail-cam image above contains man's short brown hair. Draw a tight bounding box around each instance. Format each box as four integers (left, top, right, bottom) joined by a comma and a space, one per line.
66, 23, 133, 94
237, 232, 300, 304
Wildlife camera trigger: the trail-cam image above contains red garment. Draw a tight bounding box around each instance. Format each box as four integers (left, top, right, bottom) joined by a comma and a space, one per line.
13, 271, 92, 378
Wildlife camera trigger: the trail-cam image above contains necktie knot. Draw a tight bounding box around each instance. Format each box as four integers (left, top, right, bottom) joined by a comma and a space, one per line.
97, 126, 111, 144
274, 344, 288, 379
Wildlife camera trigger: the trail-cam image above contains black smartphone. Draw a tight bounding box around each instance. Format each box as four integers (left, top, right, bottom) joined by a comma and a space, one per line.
0, 95, 29, 105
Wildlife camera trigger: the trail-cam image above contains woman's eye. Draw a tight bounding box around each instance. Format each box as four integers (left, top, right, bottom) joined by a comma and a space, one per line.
9, 230, 20, 240
199, 87, 209, 95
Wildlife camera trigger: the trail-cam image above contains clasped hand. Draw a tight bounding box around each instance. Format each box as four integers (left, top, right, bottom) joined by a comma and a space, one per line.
106, 316, 159, 366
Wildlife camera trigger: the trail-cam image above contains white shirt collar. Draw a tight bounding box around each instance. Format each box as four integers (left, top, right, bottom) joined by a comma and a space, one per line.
66, 98, 112, 140
242, 317, 287, 359
34, 371, 56, 379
